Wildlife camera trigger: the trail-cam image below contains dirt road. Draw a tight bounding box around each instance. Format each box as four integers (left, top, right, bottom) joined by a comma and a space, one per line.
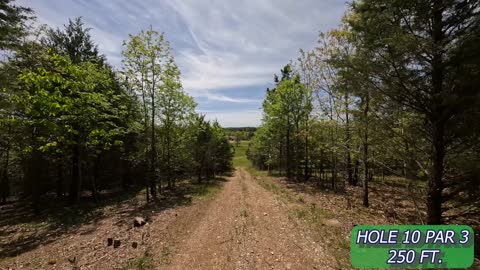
164, 168, 335, 270
0, 168, 337, 270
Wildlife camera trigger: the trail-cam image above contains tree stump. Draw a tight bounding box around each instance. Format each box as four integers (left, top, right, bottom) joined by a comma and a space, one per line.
113, 239, 121, 248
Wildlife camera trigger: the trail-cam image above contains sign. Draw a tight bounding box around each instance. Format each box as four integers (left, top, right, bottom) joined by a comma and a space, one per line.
350, 225, 474, 268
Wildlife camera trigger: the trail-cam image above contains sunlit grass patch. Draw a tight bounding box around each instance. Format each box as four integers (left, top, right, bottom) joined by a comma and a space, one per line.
189, 182, 222, 200
124, 251, 153, 270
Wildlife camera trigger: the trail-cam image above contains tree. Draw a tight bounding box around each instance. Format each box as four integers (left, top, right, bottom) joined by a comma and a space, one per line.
348, 0, 480, 223
157, 58, 196, 188
13, 50, 130, 209
253, 66, 312, 180
122, 26, 175, 199
0, 0, 32, 50
43, 17, 105, 65
41, 17, 122, 203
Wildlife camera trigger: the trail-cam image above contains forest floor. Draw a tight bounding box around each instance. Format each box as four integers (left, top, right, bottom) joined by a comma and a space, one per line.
1, 142, 479, 269
2, 167, 479, 270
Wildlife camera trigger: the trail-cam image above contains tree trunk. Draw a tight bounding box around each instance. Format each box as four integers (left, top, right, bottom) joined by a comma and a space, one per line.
150, 95, 157, 198
295, 119, 300, 181
167, 128, 172, 189
286, 118, 292, 179
91, 157, 99, 203
363, 93, 370, 207
426, 0, 445, 225
353, 160, 359, 186
26, 137, 42, 215
69, 142, 80, 203
0, 142, 10, 204
345, 93, 353, 185
427, 119, 445, 224
56, 162, 63, 198
304, 116, 309, 181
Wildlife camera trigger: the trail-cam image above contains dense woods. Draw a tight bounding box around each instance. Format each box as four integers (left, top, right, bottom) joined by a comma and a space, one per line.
248, 0, 480, 225
0, 0, 233, 211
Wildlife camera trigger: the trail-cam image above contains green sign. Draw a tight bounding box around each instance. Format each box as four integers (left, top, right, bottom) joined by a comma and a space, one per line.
350, 225, 474, 268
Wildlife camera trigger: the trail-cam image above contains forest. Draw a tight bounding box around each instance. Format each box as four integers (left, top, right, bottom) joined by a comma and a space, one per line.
0, 1, 233, 211
247, 0, 480, 226
0, 0, 479, 269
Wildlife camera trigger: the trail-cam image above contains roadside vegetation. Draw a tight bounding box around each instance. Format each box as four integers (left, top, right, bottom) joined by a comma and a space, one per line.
246, 0, 480, 259
0, 0, 233, 265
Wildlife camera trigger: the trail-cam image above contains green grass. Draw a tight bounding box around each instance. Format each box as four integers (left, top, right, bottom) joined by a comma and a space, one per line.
256, 175, 350, 268
232, 141, 268, 176
189, 182, 222, 200
232, 140, 250, 167
372, 175, 426, 189
124, 252, 153, 270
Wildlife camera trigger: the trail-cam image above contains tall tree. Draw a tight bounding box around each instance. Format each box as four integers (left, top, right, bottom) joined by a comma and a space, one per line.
42, 17, 112, 202
158, 58, 196, 188
43, 17, 105, 65
349, 0, 480, 223
0, 0, 32, 50
122, 26, 176, 199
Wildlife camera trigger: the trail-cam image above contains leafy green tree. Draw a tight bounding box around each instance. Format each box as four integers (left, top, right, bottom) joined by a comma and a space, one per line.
158, 59, 196, 188
13, 51, 128, 207
253, 66, 312, 180
41, 17, 126, 202
122, 26, 175, 199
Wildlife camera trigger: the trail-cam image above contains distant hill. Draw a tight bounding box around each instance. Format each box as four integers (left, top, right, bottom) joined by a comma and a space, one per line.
224, 127, 257, 132
224, 127, 256, 141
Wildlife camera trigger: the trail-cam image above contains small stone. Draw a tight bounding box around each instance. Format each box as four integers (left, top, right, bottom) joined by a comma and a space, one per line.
270, 251, 274, 255
263, 212, 268, 216
133, 217, 147, 227
325, 219, 341, 227
48, 260, 56, 265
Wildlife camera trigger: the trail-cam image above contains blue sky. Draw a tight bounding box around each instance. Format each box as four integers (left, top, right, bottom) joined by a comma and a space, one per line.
18, 0, 347, 127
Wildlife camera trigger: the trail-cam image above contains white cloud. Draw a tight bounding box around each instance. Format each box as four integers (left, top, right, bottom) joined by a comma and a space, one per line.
200, 110, 262, 127
201, 93, 260, 104
166, 0, 347, 94
17, 0, 347, 126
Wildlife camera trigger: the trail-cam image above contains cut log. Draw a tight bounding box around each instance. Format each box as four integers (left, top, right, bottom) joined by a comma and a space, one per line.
107, 238, 113, 246
133, 217, 147, 227
113, 239, 121, 248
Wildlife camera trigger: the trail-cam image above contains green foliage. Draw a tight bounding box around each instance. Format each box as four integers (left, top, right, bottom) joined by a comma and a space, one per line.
249, 66, 313, 179
248, 0, 479, 226
0, 0, 33, 50
15, 52, 127, 154
190, 115, 233, 182
0, 10, 232, 210
43, 17, 105, 65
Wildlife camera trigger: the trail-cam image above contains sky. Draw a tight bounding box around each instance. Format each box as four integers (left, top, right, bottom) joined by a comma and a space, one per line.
18, 0, 347, 127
